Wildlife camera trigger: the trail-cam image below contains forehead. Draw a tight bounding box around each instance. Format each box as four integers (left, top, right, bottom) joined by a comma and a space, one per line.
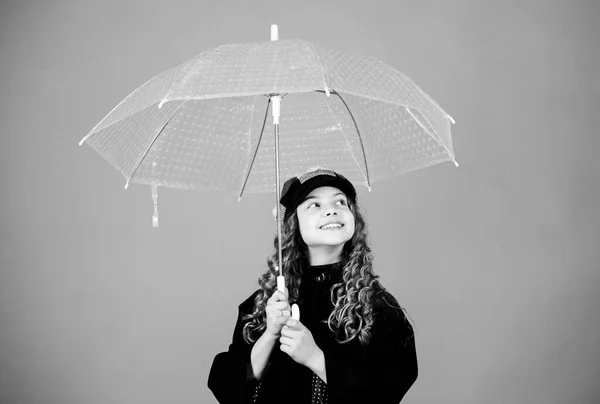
305, 186, 346, 199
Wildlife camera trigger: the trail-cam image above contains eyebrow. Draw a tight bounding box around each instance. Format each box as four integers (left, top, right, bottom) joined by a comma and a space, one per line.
301, 192, 346, 204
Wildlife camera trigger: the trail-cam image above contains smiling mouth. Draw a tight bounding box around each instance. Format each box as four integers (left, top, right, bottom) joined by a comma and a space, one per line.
319, 223, 344, 230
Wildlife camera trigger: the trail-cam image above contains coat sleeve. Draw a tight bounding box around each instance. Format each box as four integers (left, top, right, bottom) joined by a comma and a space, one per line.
207, 291, 262, 404
323, 307, 418, 404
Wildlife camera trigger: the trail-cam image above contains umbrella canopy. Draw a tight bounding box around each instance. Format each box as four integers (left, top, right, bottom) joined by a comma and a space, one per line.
80, 37, 456, 197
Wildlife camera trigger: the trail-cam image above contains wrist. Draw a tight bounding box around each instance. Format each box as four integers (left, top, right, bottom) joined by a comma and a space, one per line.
262, 330, 280, 342
308, 349, 326, 378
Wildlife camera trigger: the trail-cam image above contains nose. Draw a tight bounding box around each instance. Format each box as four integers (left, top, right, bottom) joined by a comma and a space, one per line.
323, 204, 338, 217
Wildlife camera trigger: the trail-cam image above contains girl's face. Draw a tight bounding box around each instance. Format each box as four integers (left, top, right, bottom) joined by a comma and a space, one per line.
295, 186, 355, 256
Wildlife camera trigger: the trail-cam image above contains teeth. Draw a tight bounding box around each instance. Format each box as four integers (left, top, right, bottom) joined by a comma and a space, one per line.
321, 223, 342, 229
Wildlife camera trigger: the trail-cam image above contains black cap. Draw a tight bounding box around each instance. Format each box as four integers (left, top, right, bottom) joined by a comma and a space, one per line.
279, 168, 356, 221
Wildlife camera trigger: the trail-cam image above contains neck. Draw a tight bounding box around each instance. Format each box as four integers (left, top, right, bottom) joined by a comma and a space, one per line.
307, 245, 343, 266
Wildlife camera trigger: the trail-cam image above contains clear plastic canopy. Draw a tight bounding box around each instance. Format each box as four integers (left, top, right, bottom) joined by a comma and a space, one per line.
81, 38, 456, 196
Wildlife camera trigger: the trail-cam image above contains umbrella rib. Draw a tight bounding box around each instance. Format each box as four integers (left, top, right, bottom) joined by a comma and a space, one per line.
331, 91, 371, 189
308, 41, 331, 94
409, 77, 456, 124
321, 92, 367, 185
78, 74, 161, 146
404, 107, 455, 163
124, 101, 186, 189
237, 98, 271, 200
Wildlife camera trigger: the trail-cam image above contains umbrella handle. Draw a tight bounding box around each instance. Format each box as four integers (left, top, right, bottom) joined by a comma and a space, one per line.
277, 275, 285, 293
276, 274, 300, 320
291, 304, 300, 321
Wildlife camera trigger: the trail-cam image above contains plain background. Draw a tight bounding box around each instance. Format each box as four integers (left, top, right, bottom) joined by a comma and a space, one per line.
1, 1, 599, 403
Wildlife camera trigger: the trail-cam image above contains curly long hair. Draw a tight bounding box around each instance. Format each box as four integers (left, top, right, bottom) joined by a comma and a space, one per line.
242, 197, 402, 346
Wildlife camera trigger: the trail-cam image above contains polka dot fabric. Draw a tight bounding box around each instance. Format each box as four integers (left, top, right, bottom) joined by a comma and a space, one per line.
251, 373, 328, 403
311, 373, 328, 404
82, 38, 455, 194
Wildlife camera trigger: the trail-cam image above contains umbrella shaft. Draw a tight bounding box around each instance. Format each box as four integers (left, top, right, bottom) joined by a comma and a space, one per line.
274, 122, 283, 277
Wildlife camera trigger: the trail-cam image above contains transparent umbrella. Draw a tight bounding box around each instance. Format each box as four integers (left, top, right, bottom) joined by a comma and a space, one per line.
79, 25, 457, 289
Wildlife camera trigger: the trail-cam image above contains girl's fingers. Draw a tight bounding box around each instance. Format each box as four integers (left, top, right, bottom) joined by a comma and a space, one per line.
266, 305, 290, 316
268, 310, 290, 318
279, 336, 293, 346
268, 312, 290, 325
269, 290, 288, 303
280, 326, 297, 338
285, 319, 301, 329
268, 301, 290, 311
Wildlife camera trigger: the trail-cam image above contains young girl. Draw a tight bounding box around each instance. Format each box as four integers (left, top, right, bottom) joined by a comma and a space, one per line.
208, 168, 418, 404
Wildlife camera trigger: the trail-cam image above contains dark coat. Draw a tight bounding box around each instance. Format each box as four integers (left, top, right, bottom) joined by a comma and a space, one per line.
208, 263, 418, 403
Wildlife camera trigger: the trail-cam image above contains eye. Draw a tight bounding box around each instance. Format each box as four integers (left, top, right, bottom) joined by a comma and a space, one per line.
307, 202, 320, 209
336, 199, 347, 206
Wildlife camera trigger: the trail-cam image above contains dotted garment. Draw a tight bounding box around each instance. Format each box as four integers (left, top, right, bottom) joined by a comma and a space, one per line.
311, 372, 328, 404
253, 382, 261, 403
252, 372, 328, 403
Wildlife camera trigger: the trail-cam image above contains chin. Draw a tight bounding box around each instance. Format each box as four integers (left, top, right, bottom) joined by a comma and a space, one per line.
318, 234, 353, 246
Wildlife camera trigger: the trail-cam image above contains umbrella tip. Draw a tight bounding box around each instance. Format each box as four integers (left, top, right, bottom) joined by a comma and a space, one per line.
78, 132, 93, 145
453, 160, 459, 168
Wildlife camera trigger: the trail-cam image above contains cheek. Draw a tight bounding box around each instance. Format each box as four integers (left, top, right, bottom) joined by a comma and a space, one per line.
296, 213, 312, 237
346, 214, 356, 235
297, 220, 308, 239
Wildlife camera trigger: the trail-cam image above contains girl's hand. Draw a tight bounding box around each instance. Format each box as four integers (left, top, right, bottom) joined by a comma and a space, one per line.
280, 316, 323, 370
265, 288, 290, 338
